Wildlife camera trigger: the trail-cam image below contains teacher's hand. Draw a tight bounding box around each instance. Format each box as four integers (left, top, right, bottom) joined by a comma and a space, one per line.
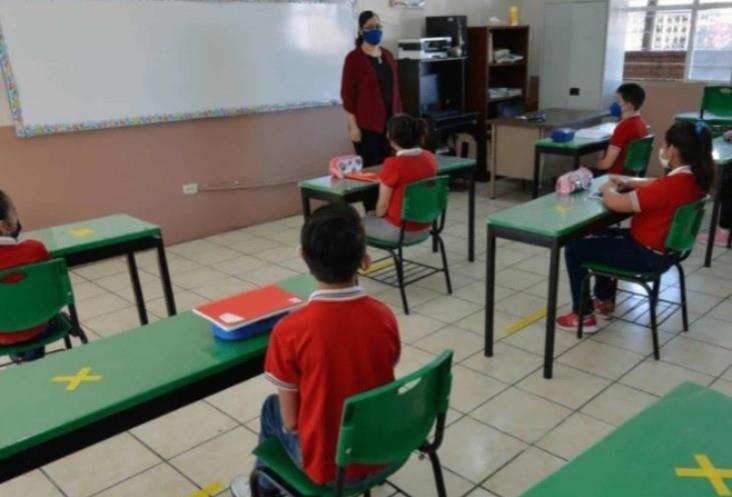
349, 125, 362, 143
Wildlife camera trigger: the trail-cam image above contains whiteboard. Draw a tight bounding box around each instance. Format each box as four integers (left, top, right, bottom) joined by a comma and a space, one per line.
0, 0, 355, 137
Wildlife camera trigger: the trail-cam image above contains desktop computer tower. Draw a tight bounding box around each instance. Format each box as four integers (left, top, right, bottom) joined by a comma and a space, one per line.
426, 16, 468, 58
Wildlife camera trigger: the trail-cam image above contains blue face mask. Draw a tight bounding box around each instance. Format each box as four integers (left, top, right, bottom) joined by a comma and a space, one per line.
362, 29, 383, 46
609, 102, 623, 118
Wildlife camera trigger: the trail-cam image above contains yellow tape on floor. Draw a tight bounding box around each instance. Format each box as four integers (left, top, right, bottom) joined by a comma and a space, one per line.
359, 259, 393, 275
505, 308, 547, 335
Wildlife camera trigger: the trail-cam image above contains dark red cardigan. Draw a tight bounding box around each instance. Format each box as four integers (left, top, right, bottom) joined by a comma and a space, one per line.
341, 47, 402, 134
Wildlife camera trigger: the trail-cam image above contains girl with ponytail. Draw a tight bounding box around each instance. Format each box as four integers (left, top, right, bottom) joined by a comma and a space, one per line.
362, 114, 436, 243
556, 120, 713, 333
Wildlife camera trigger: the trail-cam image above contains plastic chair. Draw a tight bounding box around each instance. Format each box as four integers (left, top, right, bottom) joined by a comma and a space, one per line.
578, 199, 706, 359
363, 176, 452, 314
701, 86, 732, 118
0, 259, 87, 361
622, 135, 654, 178
250, 350, 454, 497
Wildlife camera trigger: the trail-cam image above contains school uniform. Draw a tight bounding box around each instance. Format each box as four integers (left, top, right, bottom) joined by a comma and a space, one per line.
362, 148, 438, 243
261, 286, 400, 486
565, 167, 704, 313
606, 114, 648, 175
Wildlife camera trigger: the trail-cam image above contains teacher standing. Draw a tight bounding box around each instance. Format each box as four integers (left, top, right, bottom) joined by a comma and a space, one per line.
341, 11, 402, 167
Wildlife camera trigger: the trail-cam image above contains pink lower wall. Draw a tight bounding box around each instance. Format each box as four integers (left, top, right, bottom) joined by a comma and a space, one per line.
1, 106, 351, 243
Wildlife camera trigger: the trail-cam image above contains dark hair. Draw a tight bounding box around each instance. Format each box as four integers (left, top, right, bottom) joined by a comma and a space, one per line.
300, 203, 365, 284
0, 190, 10, 221
616, 83, 646, 111
387, 114, 428, 149
355, 10, 379, 46
665, 121, 715, 193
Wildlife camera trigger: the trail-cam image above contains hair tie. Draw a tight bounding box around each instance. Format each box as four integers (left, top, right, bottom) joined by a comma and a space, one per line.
695, 120, 707, 136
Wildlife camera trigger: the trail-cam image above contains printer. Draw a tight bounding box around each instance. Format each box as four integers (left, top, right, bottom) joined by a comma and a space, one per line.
398, 37, 452, 60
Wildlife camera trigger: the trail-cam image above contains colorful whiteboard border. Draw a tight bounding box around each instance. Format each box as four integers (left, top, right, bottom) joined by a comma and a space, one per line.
0, 0, 353, 138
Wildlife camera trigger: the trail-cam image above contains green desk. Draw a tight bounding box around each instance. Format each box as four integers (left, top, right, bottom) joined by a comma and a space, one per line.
705, 137, 732, 267
675, 111, 732, 126
533, 133, 613, 199
0, 275, 316, 483
299, 155, 478, 261
521, 383, 732, 497
25, 214, 177, 325
484, 178, 627, 378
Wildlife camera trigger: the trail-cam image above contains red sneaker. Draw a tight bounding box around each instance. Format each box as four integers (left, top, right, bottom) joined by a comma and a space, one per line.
556, 312, 598, 333
593, 298, 615, 320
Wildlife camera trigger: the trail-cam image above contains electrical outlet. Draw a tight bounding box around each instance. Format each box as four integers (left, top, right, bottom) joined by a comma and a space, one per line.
182, 183, 198, 195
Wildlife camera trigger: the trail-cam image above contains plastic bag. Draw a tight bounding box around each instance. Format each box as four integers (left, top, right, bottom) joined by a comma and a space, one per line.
556, 167, 593, 194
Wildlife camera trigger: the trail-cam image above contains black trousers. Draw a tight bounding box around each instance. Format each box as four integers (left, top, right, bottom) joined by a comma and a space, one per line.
353, 128, 390, 212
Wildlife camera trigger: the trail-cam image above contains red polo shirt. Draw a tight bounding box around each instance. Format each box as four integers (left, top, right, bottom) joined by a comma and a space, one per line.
630, 167, 704, 252
265, 287, 400, 485
0, 237, 51, 344
341, 47, 402, 133
379, 148, 438, 231
607, 115, 648, 175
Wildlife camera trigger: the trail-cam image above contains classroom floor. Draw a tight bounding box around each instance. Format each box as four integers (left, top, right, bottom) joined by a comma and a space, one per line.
3, 181, 732, 497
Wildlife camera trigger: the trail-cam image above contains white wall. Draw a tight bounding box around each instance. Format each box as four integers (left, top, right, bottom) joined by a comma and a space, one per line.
516, 0, 544, 77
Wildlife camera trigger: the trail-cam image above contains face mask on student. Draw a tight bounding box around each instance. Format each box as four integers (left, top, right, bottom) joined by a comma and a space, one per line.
609, 101, 623, 118
362, 28, 383, 46
658, 148, 671, 172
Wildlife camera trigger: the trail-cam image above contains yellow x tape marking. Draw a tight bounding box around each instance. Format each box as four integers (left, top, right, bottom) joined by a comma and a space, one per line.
505, 308, 547, 335
359, 258, 393, 275
676, 454, 732, 496
52, 367, 103, 391
189, 481, 224, 497
553, 205, 571, 214
69, 227, 95, 238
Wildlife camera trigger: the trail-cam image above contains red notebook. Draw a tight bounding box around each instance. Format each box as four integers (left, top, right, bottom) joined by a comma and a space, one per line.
193, 285, 306, 332
345, 171, 379, 182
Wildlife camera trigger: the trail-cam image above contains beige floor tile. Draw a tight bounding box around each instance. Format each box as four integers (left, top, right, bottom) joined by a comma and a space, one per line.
277, 257, 310, 274
0, 470, 64, 497
462, 343, 542, 384
449, 365, 507, 413
471, 387, 572, 443
242, 222, 290, 237
387, 456, 474, 497
414, 326, 484, 362
709, 298, 732, 322
205, 229, 258, 246
255, 246, 299, 264
113, 279, 173, 304
440, 417, 527, 483
94, 270, 157, 293
73, 259, 127, 280
557, 340, 645, 380
710, 378, 732, 397
72, 281, 110, 301
660, 336, 732, 376
660, 287, 724, 315
395, 345, 438, 378
75, 293, 131, 321
465, 488, 500, 497
93, 463, 198, 497
453, 280, 516, 306
415, 270, 476, 293
132, 402, 238, 459
229, 237, 281, 255
414, 296, 481, 324
265, 228, 302, 245
378, 285, 442, 309
148, 291, 209, 315
517, 364, 611, 410
170, 427, 258, 488
580, 383, 658, 426
503, 325, 579, 357
43, 433, 161, 497
620, 359, 714, 396
687, 316, 732, 349
240, 265, 300, 286
173, 267, 230, 290
396, 313, 447, 344
191, 277, 257, 301
685, 272, 732, 297
494, 293, 552, 319
590, 320, 674, 355
536, 413, 613, 460
484, 448, 565, 497
494, 268, 547, 292
155, 257, 203, 277
195, 247, 243, 266
85, 306, 157, 337
169, 239, 223, 258
212, 255, 265, 277
206, 375, 273, 423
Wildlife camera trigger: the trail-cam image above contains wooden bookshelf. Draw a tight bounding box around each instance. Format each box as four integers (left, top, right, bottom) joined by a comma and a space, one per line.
467, 25, 529, 180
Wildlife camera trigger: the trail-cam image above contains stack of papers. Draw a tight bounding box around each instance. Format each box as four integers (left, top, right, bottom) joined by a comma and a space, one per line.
575, 123, 616, 140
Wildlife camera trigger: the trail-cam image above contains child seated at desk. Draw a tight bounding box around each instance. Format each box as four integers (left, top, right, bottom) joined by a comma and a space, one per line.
557, 121, 713, 332
362, 113, 437, 243
230, 203, 400, 497
0, 189, 53, 362
593, 83, 648, 175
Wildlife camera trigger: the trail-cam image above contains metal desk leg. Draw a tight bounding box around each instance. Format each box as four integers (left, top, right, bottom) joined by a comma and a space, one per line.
468, 169, 476, 262
156, 238, 177, 317
573, 152, 581, 171
543, 241, 561, 379
705, 169, 723, 267
532, 149, 542, 199
484, 226, 496, 357
126, 253, 149, 325
301, 190, 312, 219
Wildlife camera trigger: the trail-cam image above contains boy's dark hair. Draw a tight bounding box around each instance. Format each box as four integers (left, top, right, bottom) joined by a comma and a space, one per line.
665, 121, 715, 193
300, 203, 365, 284
616, 83, 646, 111
387, 113, 428, 149
355, 10, 379, 46
0, 190, 11, 221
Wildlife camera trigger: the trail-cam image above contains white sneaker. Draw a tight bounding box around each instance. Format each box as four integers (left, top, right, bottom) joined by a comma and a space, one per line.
230, 476, 252, 497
